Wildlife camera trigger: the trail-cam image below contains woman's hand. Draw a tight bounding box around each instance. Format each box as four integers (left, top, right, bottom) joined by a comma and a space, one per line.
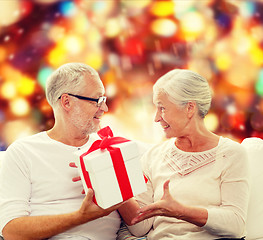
131, 180, 184, 224
131, 179, 208, 227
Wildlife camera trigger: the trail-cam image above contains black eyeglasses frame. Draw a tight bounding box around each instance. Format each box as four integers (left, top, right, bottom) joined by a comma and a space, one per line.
58, 93, 106, 107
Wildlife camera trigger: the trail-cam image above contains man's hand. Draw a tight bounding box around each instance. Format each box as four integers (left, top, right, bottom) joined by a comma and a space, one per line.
77, 188, 124, 223
70, 161, 124, 219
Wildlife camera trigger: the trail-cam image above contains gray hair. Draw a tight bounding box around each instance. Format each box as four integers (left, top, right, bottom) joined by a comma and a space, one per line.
153, 69, 212, 118
45, 63, 99, 108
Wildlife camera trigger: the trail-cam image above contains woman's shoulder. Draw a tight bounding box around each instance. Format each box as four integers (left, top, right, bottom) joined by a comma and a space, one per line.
220, 137, 245, 150
219, 136, 248, 159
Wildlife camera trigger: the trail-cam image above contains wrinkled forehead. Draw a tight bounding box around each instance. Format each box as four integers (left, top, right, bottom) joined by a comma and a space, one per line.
153, 90, 166, 105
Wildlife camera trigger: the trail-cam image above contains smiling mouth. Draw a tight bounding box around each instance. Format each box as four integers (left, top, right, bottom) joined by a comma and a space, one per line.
162, 125, 170, 129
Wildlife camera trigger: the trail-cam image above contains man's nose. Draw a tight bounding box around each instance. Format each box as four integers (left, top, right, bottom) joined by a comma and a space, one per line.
100, 101, 108, 112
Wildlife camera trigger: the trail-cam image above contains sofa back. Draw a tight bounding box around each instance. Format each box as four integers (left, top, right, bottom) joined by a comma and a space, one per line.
241, 137, 263, 240
0, 138, 262, 240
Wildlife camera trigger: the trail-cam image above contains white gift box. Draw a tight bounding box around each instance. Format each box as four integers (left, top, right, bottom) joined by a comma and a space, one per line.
76, 140, 147, 209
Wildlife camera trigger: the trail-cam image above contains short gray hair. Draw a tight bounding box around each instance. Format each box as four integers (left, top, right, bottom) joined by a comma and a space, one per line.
46, 63, 99, 108
153, 69, 212, 118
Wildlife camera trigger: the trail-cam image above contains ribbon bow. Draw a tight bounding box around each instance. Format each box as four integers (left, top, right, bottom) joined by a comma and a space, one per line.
84, 126, 130, 154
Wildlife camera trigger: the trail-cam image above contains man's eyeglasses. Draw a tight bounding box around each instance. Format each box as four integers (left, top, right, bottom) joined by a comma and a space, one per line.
59, 93, 107, 107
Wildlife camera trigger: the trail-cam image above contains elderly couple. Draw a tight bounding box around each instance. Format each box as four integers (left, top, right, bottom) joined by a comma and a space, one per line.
0, 63, 248, 240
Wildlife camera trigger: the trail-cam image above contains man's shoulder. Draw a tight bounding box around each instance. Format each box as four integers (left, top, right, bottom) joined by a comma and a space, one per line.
7, 132, 47, 150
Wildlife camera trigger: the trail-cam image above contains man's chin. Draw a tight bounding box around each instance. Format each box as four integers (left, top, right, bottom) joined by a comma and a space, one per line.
90, 123, 100, 134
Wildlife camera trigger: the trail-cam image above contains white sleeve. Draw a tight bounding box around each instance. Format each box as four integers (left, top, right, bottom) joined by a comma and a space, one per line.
0, 142, 31, 235
203, 143, 249, 237
126, 149, 155, 236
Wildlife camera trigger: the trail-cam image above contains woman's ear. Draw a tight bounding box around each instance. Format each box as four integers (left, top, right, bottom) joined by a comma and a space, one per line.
187, 101, 196, 118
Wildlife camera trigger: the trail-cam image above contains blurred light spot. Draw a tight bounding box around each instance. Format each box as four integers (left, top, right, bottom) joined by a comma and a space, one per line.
225, 56, 258, 88
10, 98, 30, 116
8, 54, 14, 60
240, 2, 255, 18
48, 25, 65, 42
233, 34, 251, 54
47, 46, 66, 67
62, 35, 85, 54
58, 1, 76, 17
73, 13, 90, 34
150, 1, 174, 17
20, 1, 33, 16
226, 103, 237, 115
215, 53, 231, 71
105, 18, 121, 38
37, 67, 53, 89
1, 81, 17, 100
249, 42, 263, 66
174, 0, 196, 19
3, 120, 37, 146
180, 11, 205, 40
85, 52, 103, 70
86, 27, 102, 45
40, 99, 53, 117
121, 0, 151, 9
4, 35, 11, 42
92, 1, 109, 13
17, 76, 36, 96
106, 83, 117, 98
18, 28, 24, 35
256, 69, 263, 96
151, 19, 177, 37
204, 113, 219, 132
0, 0, 21, 27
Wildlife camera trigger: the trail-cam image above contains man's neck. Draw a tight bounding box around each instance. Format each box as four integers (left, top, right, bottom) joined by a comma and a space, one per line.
47, 128, 90, 147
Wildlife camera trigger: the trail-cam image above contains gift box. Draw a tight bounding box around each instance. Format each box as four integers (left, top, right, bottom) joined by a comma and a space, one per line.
75, 126, 147, 209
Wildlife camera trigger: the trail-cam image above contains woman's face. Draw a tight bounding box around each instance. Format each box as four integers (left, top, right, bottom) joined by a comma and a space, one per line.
154, 92, 190, 139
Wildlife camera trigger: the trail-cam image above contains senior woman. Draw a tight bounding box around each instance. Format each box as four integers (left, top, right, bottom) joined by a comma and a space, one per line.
128, 69, 249, 239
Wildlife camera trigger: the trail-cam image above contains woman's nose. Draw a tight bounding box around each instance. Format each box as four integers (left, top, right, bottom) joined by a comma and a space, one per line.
154, 111, 161, 122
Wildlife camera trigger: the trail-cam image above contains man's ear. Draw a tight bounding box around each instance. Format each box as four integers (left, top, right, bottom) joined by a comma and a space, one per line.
187, 101, 196, 118
59, 94, 71, 111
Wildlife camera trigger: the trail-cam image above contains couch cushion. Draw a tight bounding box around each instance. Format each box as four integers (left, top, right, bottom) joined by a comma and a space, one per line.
241, 137, 263, 240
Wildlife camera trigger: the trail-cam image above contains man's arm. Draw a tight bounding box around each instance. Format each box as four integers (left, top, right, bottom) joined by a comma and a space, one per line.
3, 189, 122, 240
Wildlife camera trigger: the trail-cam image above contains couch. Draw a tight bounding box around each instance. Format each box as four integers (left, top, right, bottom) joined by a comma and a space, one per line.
0, 137, 262, 240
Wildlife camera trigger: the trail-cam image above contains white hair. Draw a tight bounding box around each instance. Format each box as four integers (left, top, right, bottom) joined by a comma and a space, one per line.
45, 63, 99, 108
153, 69, 212, 118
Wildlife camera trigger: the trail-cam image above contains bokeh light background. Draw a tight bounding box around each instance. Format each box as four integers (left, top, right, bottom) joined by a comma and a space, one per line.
0, 0, 263, 150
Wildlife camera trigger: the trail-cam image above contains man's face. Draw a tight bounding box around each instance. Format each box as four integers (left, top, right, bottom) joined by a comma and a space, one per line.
69, 76, 108, 137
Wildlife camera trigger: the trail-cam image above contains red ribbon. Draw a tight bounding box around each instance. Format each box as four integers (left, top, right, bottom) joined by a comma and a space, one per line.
80, 126, 134, 206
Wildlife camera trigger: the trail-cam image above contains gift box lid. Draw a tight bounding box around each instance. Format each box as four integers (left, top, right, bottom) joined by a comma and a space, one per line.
81, 141, 139, 173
